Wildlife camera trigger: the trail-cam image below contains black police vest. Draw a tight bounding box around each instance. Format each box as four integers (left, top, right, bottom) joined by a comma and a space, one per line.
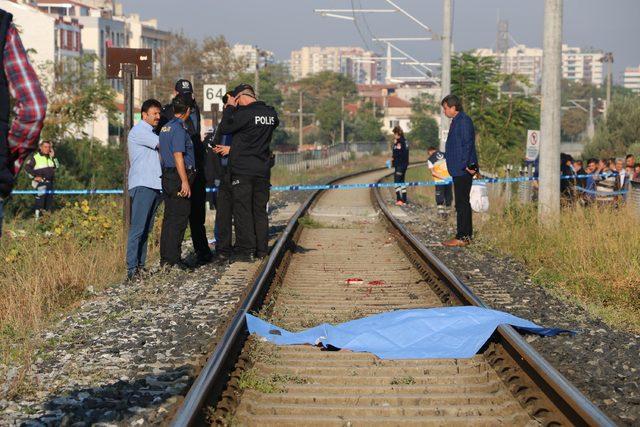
0, 9, 14, 195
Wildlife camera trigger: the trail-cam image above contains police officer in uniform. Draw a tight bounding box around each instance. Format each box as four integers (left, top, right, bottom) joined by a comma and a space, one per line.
157, 79, 212, 266
207, 91, 235, 262
213, 84, 279, 261
159, 95, 196, 268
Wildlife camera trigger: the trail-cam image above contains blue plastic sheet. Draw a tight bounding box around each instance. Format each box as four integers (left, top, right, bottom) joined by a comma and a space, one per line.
246, 307, 573, 360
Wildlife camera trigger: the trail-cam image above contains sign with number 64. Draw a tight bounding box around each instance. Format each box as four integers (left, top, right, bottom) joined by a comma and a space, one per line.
203, 84, 226, 112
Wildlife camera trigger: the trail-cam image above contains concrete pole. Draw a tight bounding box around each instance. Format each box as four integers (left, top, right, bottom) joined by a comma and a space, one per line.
439, 0, 453, 152
538, 0, 563, 223
587, 97, 595, 139
386, 43, 392, 83
298, 91, 303, 150
605, 53, 613, 121
340, 96, 345, 143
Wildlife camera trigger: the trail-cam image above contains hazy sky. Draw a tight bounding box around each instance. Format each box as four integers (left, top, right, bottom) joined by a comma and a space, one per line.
121, 0, 639, 81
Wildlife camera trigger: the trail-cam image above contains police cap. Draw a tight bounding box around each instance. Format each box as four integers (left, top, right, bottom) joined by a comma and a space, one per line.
231, 83, 255, 97
175, 79, 194, 95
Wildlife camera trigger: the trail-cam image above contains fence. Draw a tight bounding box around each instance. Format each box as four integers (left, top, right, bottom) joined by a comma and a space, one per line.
274, 141, 388, 173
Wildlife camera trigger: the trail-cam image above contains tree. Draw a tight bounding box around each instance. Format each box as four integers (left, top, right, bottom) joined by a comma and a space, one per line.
348, 102, 385, 142
583, 95, 640, 158
451, 52, 540, 169
39, 55, 117, 141
148, 33, 245, 105
407, 93, 439, 149
561, 108, 588, 141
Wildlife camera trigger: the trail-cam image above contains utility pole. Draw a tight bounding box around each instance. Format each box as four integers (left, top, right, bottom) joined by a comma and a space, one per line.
538, 0, 563, 223
299, 91, 303, 150
588, 97, 595, 139
601, 52, 613, 120
439, 0, 453, 152
340, 96, 345, 143
386, 43, 392, 83
254, 46, 260, 97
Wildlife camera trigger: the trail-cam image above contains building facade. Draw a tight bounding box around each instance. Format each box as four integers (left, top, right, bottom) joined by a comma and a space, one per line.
476, 44, 604, 87
232, 43, 275, 73
290, 46, 382, 84
623, 65, 640, 94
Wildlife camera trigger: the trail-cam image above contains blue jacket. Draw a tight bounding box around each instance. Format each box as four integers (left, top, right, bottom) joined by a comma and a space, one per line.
445, 111, 478, 177
392, 136, 409, 171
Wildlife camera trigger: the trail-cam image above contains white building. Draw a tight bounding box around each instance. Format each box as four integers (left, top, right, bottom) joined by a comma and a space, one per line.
232, 43, 274, 73
0, 0, 56, 69
290, 46, 381, 84
623, 65, 640, 94
476, 44, 604, 87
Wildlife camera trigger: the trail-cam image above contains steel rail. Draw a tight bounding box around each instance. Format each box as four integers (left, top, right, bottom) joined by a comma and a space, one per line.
171, 165, 614, 426
171, 167, 388, 426
373, 171, 614, 427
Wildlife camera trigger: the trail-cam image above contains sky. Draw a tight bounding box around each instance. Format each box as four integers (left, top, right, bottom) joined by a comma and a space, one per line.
121, 0, 639, 81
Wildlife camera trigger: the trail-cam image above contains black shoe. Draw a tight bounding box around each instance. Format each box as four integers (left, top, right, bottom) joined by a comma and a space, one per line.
214, 251, 231, 264
160, 260, 194, 271
255, 252, 268, 260
195, 252, 213, 266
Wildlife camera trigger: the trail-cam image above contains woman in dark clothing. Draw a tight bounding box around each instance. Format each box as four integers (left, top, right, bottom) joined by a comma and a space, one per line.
391, 126, 409, 205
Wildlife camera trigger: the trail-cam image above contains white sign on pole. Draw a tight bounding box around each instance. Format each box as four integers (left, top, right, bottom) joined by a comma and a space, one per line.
526, 130, 541, 161
203, 84, 226, 112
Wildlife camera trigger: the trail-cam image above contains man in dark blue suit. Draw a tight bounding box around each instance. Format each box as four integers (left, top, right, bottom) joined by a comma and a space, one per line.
441, 95, 478, 247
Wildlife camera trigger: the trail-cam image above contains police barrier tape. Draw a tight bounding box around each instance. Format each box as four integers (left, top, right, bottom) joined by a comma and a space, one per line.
11, 173, 626, 197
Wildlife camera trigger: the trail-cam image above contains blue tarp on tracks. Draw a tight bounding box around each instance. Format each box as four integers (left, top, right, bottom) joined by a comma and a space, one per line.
246, 307, 573, 360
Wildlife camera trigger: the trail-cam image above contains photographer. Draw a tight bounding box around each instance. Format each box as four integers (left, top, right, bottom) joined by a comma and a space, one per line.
441, 95, 478, 247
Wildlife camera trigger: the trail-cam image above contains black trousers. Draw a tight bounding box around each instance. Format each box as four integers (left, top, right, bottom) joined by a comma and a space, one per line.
453, 174, 473, 241
160, 169, 193, 265
394, 169, 407, 202
231, 174, 270, 256
215, 172, 234, 256
189, 171, 212, 260
35, 181, 54, 211
435, 183, 453, 206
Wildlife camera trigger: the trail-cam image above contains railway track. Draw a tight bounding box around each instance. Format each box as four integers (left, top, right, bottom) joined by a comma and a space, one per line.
172, 167, 613, 426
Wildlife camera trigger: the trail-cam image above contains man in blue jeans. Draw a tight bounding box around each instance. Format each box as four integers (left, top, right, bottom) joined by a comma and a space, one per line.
126, 99, 163, 281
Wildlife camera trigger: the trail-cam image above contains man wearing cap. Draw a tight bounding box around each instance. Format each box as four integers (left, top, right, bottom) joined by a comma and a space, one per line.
213, 84, 279, 261
158, 95, 196, 269
157, 79, 212, 266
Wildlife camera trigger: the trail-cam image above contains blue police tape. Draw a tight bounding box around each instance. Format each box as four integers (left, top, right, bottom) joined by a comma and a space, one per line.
11, 172, 622, 196
574, 186, 628, 197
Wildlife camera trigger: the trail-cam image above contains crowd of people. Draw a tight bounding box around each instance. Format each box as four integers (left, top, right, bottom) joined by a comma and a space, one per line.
557, 153, 638, 204
125, 80, 279, 281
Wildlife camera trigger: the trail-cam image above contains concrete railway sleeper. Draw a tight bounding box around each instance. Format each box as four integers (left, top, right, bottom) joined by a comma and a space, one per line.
171, 167, 614, 427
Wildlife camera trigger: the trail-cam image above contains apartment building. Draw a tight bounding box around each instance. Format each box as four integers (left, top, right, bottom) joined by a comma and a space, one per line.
232, 44, 275, 73
290, 46, 382, 84
624, 65, 640, 94
476, 44, 604, 87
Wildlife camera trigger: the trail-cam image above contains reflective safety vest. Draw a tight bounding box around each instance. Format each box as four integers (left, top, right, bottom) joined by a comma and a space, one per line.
26, 152, 58, 181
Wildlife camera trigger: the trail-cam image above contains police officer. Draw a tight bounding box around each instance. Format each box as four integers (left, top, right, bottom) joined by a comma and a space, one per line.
213, 84, 279, 261
159, 95, 196, 268
207, 91, 235, 262
157, 79, 212, 266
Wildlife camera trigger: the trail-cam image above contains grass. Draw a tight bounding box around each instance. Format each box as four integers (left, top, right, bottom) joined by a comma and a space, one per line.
238, 368, 308, 394
0, 199, 161, 371
390, 376, 416, 385
476, 196, 640, 332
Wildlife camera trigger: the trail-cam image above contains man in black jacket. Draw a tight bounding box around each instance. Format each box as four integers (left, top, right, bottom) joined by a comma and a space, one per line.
213, 84, 279, 261
157, 80, 212, 266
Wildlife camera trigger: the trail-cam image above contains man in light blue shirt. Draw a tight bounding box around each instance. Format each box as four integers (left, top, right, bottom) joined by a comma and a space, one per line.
126, 99, 163, 281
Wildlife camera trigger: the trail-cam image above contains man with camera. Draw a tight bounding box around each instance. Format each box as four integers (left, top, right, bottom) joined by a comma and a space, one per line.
158, 95, 196, 268
441, 95, 478, 247
213, 84, 279, 262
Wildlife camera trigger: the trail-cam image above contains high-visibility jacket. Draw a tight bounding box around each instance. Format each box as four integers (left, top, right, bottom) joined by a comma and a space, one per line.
25, 152, 58, 181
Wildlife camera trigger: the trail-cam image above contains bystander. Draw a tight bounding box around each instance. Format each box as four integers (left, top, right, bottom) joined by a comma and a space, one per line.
125, 99, 163, 281
24, 141, 58, 218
